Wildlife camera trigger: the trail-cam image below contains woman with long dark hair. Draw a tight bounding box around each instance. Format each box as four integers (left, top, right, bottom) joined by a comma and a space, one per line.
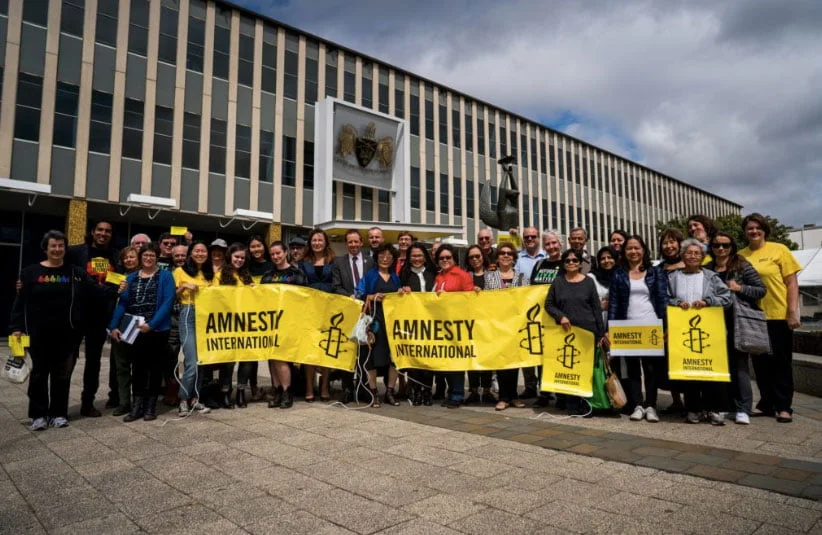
609, 230, 629, 257
464, 245, 493, 404
243, 235, 271, 401
173, 240, 214, 415
399, 242, 438, 405
608, 235, 668, 422
657, 228, 686, 414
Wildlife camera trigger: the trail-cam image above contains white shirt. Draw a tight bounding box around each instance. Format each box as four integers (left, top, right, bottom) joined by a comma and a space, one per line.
349, 254, 363, 287
627, 278, 658, 321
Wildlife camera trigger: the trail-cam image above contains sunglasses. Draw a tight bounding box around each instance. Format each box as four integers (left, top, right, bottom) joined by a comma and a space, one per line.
467, 254, 483, 260
523, 235, 538, 240
478, 236, 492, 241
161, 241, 176, 246
711, 243, 732, 249
438, 255, 454, 261
564, 258, 581, 264
497, 251, 515, 257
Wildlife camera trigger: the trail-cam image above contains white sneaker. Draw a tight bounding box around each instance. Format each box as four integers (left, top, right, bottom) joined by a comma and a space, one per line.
30, 417, 48, 431
735, 412, 750, 425
709, 412, 725, 426
49, 417, 69, 428
178, 400, 190, 416
630, 406, 645, 421
190, 401, 211, 414
645, 407, 659, 423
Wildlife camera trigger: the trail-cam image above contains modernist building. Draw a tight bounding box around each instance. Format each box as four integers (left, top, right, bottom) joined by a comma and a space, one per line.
0, 0, 740, 321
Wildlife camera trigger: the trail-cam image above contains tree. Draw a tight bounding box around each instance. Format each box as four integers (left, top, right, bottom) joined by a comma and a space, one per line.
656, 213, 798, 250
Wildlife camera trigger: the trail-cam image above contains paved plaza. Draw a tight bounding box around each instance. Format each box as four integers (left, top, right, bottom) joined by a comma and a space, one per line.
2, 351, 822, 534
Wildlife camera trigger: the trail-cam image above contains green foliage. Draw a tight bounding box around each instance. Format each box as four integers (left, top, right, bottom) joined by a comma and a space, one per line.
656, 213, 798, 250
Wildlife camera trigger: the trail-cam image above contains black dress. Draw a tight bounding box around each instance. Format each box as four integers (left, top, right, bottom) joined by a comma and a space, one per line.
369, 275, 399, 369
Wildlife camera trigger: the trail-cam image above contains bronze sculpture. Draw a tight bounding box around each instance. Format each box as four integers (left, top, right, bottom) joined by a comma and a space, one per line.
479, 155, 520, 231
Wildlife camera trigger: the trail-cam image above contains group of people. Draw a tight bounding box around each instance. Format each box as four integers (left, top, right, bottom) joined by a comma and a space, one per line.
9, 211, 801, 430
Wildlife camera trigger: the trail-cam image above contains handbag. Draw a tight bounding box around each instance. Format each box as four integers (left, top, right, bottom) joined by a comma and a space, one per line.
602, 352, 627, 409
732, 294, 770, 355
350, 313, 374, 345
588, 348, 611, 410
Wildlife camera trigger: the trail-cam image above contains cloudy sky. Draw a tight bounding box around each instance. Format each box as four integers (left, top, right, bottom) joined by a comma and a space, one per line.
239, 0, 822, 228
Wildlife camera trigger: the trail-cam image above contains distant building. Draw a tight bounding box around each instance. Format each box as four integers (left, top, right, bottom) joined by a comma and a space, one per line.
790, 225, 822, 249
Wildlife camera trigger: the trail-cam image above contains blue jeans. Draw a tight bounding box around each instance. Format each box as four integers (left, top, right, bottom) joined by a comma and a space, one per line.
179, 305, 199, 399
445, 372, 464, 402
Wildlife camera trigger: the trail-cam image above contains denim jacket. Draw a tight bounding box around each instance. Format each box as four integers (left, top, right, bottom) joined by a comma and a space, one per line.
608, 265, 668, 322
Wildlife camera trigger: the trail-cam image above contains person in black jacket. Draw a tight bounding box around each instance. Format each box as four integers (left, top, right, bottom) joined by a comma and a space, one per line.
10, 231, 89, 430
65, 220, 119, 417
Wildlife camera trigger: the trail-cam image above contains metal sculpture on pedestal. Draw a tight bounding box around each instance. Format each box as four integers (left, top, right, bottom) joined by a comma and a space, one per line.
479, 155, 520, 231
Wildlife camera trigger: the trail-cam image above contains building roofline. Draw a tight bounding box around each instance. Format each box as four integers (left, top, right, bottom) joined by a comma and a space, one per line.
221, 0, 741, 209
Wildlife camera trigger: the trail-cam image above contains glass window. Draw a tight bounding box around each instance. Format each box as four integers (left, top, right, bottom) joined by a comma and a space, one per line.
520, 134, 528, 168
259, 129, 274, 182
378, 69, 389, 114
362, 63, 373, 109
466, 177, 474, 218
499, 125, 507, 157
454, 177, 462, 217
22, 1, 48, 27
14, 73, 43, 141
209, 118, 226, 174
158, 6, 178, 65
424, 98, 434, 141
425, 170, 435, 211
394, 74, 404, 118
128, 0, 149, 56
439, 174, 448, 215
89, 90, 113, 153
284, 49, 298, 100
409, 94, 419, 136
465, 106, 473, 151
96, 0, 118, 46
324, 51, 337, 98
477, 116, 485, 156
539, 138, 546, 172
235, 124, 251, 178
488, 121, 496, 159
182, 112, 200, 170
531, 137, 537, 170
438, 103, 447, 144
343, 71, 355, 104
60, 0, 84, 37
281, 135, 296, 186
153, 105, 173, 165
410, 166, 420, 209
53, 82, 79, 148
262, 41, 276, 94
451, 108, 460, 148
122, 98, 144, 160
303, 141, 314, 189
305, 57, 318, 103
238, 34, 254, 87
213, 26, 230, 80
186, 17, 205, 72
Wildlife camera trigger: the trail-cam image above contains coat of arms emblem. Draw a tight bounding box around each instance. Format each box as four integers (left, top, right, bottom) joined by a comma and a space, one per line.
337, 122, 394, 169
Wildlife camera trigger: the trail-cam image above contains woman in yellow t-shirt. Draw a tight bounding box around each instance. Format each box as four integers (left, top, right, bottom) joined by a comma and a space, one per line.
214, 243, 254, 408
738, 213, 801, 423
173, 241, 215, 416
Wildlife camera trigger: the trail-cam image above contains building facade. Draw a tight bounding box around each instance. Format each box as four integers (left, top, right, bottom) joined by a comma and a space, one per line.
0, 0, 741, 316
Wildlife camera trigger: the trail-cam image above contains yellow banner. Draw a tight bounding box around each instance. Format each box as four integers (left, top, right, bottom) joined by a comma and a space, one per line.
382, 286, 550, 371
195, 285, 362, 371
609, 319, 665, 356
667, 306, 729, 382
540, 324, 595, 397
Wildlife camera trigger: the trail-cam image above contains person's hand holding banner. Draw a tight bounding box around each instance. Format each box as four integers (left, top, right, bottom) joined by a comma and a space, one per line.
541, 323, 595, 397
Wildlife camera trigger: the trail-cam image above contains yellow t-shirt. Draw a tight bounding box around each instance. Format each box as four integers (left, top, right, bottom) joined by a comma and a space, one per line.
739, 242, 800, 320
173, 267, 210, 305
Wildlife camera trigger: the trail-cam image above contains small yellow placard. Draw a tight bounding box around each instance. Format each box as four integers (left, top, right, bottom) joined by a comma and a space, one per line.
105, 272, 127, 285
10, 335, 30, 357
170, 226, 188, 235
667, 306, 729, 382
609, 319, 665, 357
497, 233, 522, 249
541, 324, 595, 397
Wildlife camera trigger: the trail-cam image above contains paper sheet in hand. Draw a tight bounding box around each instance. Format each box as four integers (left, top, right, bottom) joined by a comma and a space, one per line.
118, 314, 145, 344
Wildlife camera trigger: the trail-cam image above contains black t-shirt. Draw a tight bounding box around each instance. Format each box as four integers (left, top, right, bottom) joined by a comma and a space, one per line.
10, 264, 78, 333
157, 256, 174, 272
472, 273, 485, 289
531, 258, 562, 285
261, 266, 307, 286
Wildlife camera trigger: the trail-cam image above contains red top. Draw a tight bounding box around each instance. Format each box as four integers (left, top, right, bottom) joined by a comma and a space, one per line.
434, 266, 474, 292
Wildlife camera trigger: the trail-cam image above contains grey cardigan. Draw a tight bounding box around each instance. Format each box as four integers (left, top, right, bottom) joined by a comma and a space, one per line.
667, 268, 732, 309
484, 269, 530, 290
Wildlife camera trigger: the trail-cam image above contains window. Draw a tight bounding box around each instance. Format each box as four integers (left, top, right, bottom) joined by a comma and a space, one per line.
213, 26, 230, 80
574, 154, 580, 184
121, 98, 144, 160
158, 7, 178, 65
186, 17, 205, 72
465, 107, 473, 151
451, 108, 460, 148
259, 129, 274, 182
394, 74, 404, 119
284, 41, 298, 100
60, 0, 84, 37
237, 34, 254, 87
424, 98, 434, 141
477, 116, 485, 155
96, 0, 118, 46
182, 112, 200, 169
282, 135, 296, 186
466, 178, 474, 218
440, 173, 448, 215
53, 82, 79, 148
453, 177, 462, 216
305, 56, 318, 103
438, 102, 447, 144
324, 51, 337, 98
343, 71, 355, 104
128, 0, 149, 56
539, 139, 546, 172
489, 121, 496, 159
409, 94, 419, 136
362, 63, 373, 109
520, 134, 527, 168
304, 141, 314, 189
378, 68, 389, 114
531, 137, 537, 170
425, 170, 435, 211
235, 124, 251, 178
88, 90, 113, 153
209, 118, 226, 174
153, 105, 173, 165
14, 73, 43, 141
410, 166, 420, 209
262, 40, 276, 94
550, 144, 557, 178
22, 1, 48, 26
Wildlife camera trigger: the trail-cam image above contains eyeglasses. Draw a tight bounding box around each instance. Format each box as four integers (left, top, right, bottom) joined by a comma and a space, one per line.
467, 254, 482, 260
523, 235, 538, 240
478, 236, 491, 241
438, 255, 453, 261
564, 258, 581, 264
711, 243, 731, 249
497, 251, 514, 257
161, 241, 175, 246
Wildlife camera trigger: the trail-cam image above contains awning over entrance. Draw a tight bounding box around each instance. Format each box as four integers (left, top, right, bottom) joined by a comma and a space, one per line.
315, 220, 464, 243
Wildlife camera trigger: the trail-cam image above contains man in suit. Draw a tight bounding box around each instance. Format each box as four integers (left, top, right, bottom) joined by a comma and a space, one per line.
332, 229, 375, 403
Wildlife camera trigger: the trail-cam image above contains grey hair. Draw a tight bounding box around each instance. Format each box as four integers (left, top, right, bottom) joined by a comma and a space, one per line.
542, 229, 561, 240
680, 238, 705, 256
569, 227, 588, 239
130, 233, 151, 245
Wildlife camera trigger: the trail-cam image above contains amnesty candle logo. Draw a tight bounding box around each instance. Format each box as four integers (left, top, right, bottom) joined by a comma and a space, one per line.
682, 314, 710, 354
319, 313, 349, 359
541, 324, 595, 397
667, 306, 729, 383
557, 333, 581, 369
519, 303, 545, 356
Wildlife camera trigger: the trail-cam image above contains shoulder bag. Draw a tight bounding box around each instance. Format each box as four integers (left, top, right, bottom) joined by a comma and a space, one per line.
733, 294, 770, 355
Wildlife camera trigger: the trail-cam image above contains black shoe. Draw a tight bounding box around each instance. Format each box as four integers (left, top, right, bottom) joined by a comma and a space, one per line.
280, 389, 294, 409
441, 399, 461, 409
112, 405, 130, 417
555, 397, 567, 411
532, 395, 551, 408
143, 396, 157, 421
464, 391, 481, 405
104, 397, 119, 409
236, 388, 247, 408
123, 397, 144, 422
269, 386, 283, 408
422, 389, 433, 406
520, 388, 538, 399
340, 388, 354, 404
411, 387, 422, 406
81, 404, 102, 418
384, 388, 400, 406
221, 391, 234, 409
432, 388, 445, 401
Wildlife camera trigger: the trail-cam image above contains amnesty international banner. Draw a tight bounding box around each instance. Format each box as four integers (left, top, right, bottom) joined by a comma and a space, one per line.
609, 319, 665, 356
382, 286, 551, 371
540, 324, 595, 397
667, 306, 730, 382
195, 285, 362, 371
